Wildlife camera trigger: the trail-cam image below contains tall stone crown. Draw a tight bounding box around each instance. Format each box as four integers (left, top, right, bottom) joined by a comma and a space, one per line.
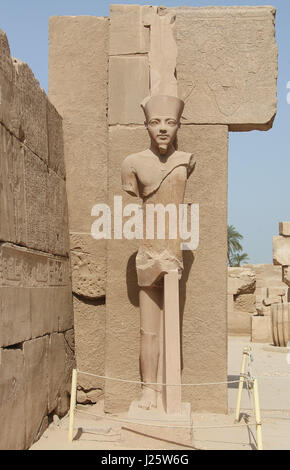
141, 95, 184, 121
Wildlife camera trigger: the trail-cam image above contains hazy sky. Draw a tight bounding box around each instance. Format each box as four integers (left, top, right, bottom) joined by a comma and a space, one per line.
1, 0, 289, 264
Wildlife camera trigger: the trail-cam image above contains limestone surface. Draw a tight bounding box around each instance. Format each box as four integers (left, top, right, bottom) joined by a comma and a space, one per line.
73, 296, 106, 397
70, 234, 106, 299
273, 236, 290, 266
48, 333, 67, 414
0, 124, 26, 245
49, 16, 108, 299
0, 350, 26, 450
175, 6, 278, 130
228, 267, 256, 295
24, 337, 49, 448
109, 4, 150, 55
251, 316, 273, 343
109, 56, 149, 125
279, 222, 290, 237
234, 293, 256, 313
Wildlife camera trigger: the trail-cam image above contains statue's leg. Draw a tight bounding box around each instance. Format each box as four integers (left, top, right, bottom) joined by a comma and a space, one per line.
139, 286, 163, 410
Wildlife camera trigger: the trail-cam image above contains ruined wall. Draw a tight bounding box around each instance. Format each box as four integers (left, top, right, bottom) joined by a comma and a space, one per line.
228, 264, 288, 343
49, 4, 277, 415
0, 31, 74, 450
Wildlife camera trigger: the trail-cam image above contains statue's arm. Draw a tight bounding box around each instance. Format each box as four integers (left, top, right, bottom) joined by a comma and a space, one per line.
121, 156, 139, 197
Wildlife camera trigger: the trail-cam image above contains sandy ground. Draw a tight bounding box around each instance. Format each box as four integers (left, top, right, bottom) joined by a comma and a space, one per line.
31, 336, 290, 451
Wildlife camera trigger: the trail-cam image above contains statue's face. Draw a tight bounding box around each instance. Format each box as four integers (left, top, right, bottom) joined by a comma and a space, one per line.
146, 115, 180, 153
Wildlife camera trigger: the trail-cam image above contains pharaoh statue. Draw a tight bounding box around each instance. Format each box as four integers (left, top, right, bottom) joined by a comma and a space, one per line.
121, 95, 195, 411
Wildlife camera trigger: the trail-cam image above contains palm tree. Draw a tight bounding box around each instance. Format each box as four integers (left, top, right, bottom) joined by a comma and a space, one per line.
227, 224, 243, 266
231, 252, 250, 267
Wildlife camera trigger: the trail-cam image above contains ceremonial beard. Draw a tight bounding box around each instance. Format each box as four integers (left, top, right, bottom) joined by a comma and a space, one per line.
158, 143, 168, 154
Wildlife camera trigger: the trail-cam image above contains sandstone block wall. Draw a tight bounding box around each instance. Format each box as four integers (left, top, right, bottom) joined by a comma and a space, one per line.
49, 16, 109, 403
0, 31, 73, 450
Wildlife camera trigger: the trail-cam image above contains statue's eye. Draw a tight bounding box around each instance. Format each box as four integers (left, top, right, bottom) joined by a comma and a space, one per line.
167, 120, 177, 126
149, 120, 159, 125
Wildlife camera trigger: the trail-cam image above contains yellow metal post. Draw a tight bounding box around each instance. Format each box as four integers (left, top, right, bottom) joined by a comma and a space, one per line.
235, 347, 249, 422
253, 378, 263, 450
68, 368, 78, 442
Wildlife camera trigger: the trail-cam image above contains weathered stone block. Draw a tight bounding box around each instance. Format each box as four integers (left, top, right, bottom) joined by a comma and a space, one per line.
273, 236, 290, 266
30, 287, 58, 339
0, 124, 26, 245
24, 148, 48, 252
55, 330, 75, 417
228, 267, 256, 295
249, 263, 285, 289
49, 16, 109, 235
228, 293, 252, 334
268, 287, 288, 297
0, 287, 31, 347
14, 59, 48, 162
175, 6, 277, 130
70, 233, 106, 298
47, 170, 69, 256
282, 266, 290, 288
48, 256, 70, 287
0, 243, 69, 288
263, 295, 281, 307
279, 222, 290, 237
0, 349, 25, 450
74, 296, 105, 395
109, 4, 150, 55
0, 244, 47, 287
31, 283, 72, 337
24, 336, 48, 448
0, 32, 20, 137
251, 316, 272, 343
234, 293, 256, 313
47, 100, 65, 179
48, 333, 66, 414
0, 29, 13, 80
109, 56, 149, 125
58, 286, 74, 332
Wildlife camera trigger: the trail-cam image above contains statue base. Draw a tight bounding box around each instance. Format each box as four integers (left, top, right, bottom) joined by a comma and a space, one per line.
121, 400, 193, 449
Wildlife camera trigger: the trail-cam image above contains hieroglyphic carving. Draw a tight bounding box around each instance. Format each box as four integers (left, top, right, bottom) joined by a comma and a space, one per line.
0, 244, 69, 287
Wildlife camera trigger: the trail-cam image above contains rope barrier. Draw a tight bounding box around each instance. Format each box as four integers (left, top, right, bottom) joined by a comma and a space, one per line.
76, 369, 240, 387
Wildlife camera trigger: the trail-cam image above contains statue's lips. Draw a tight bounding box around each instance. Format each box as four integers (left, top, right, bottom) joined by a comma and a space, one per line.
157, 135, 169, 140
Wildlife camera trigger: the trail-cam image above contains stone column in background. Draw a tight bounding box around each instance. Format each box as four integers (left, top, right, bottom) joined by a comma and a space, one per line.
49, 17, 109, 402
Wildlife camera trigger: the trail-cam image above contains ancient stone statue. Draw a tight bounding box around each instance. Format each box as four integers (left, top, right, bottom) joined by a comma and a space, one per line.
121, 95, 195, 412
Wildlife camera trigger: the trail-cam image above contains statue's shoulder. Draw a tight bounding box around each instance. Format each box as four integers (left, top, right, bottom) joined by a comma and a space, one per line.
172, 150, 195, 177
122, 149, 150, 169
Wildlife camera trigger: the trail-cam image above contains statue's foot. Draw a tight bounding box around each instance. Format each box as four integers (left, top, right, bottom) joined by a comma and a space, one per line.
138, 387, 157, 410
